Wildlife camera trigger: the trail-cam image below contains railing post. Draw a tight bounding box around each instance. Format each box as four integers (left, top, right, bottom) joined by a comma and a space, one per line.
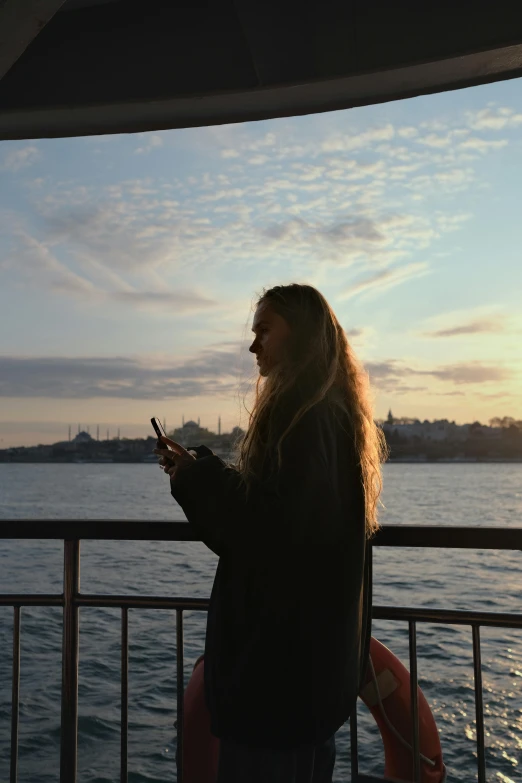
60, 539, 80, 783
176, 609, 184, 783
472, 625, 486, 783
408, 620, 421, 783
121, 607, 128, 783
10, 606, 21, 783
350, 710, 359, 781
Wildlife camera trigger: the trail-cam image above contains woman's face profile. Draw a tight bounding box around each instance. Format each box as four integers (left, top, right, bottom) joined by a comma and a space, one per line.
249, 302, 291, 377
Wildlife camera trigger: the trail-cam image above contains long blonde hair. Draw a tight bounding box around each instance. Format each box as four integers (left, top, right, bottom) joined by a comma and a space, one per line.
238, 284, 388, 538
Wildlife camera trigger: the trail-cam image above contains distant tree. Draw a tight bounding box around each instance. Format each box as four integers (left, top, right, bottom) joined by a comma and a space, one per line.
490, 416, 517, 428
502, 423, 522, 440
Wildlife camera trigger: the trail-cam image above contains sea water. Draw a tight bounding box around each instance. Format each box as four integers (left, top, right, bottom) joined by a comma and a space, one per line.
0, 463, 520, 782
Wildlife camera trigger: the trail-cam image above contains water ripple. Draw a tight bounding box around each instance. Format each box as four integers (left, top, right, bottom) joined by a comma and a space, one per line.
0, 462, 520, 782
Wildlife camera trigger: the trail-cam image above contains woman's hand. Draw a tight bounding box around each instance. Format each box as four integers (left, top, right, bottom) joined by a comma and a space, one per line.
153, 436, 196, 480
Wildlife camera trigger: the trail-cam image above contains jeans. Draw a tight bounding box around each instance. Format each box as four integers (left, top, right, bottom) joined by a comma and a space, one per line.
216, 734, 336, 783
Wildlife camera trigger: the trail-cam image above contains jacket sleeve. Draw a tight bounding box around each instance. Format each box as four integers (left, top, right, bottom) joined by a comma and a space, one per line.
170, 404, 343, 557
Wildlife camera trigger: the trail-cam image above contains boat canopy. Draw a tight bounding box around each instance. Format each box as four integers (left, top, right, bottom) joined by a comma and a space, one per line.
1, 0, 522, 140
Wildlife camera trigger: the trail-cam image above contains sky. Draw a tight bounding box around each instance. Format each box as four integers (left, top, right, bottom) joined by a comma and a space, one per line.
1, 79, 522, 447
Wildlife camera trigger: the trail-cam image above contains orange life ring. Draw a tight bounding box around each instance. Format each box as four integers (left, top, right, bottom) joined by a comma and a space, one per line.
181, 639, 446, 783
359, 637, 446, 782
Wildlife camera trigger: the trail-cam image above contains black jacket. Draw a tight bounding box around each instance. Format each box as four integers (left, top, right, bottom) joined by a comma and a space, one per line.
170, 397, 372, 749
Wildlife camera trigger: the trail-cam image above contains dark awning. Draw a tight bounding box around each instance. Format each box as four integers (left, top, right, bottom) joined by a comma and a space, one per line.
2, 0, 522, 140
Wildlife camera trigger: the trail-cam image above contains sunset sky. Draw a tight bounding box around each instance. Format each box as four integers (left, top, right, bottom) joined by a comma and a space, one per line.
1, 78, 522, 447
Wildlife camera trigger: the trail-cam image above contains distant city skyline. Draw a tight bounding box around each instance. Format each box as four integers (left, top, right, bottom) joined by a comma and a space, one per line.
1, 411, 519, 450
1, 77, 522, 448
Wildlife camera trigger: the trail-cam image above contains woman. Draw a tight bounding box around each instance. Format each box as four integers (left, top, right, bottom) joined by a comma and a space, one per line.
155, 283, 387, 783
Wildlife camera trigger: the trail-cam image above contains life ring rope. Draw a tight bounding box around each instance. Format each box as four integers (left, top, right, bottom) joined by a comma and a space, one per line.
367, 654, 438, 770
182, 641, 447, 783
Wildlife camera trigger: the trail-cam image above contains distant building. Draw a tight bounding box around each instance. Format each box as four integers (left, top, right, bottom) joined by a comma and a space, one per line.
73, 431, 94, 445
473, 425, 503, 439
181, 420, 201, 435
171, 420, 205, 446
382, 419, 469, 442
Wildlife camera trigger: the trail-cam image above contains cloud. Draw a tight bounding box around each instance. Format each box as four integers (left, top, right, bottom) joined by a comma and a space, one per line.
476, 391, 513, 400
5, 233, 98, 297
424, 319, 506, 338
249, 132, 277, 151
253, 212, 420, 269
321, 124, 394, 153
435, 212, 473, 231
459, 137, 508, 154
3, 106, 515, 315
362, 360, 430, 395
219, 131, 276, 161
364, 358, 513, 395
292, 163, 326, 182
340, 262, 429, 299
5, 231, 218, 313
252, 211, 440, 270
197, 111, 514, 194
199, 188, 246, 203
415, 127, 475, 150
265, 216, 385, 243
418, 306, 522, 341
365, 360, 403, 383
0, 350, 511, 403
0, 348, 244, 400
39, 197, 193, 275
467, 107, 522, 131
416, 133, 453, 148
397, 127, 418, 139
2, 145, 39, 171
434, 169, 474, 189
418, 363, 510, 385
111, 290, 217, 310
134, 134, 164, 154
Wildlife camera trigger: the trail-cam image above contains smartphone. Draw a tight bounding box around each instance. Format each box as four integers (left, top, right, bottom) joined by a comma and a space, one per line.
151, 416, 167, 441
151, 417, 176, 463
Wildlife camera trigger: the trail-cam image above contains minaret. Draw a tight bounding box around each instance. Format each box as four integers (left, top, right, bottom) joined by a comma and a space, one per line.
68, 425, 71, 442
117, 428, 120, 439
198, 417, 200, 427
78, 423, 80, 434
218, 416, 221, 436
107, 428, 110, 440
87, 425, 90, 434
182, 414, 185, 427
163, 417, 166, 433
96, 425, 99, 441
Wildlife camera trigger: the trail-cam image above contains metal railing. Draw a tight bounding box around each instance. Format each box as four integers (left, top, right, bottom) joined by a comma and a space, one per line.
1, 521, 521, 783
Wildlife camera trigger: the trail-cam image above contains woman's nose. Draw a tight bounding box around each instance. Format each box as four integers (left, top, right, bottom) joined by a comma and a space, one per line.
249, 340, 257, 353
